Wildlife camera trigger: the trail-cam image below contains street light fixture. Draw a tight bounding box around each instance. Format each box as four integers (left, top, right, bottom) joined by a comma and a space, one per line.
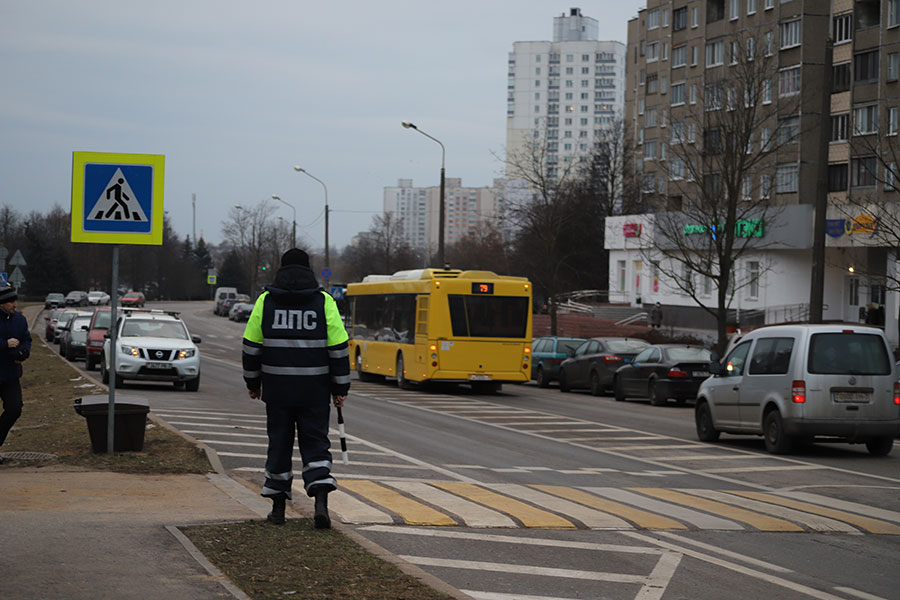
401, 121, 446, 268
293, 166, 330, 270
271, 194, 296, 248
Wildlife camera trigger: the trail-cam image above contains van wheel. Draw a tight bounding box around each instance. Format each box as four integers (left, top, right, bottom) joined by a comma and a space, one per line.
614, 377, 625, 402
558, 369, 570, 393
536, 365, 550, 388
763, 410, 794, 454
589, 371, 602, 396
866, 436, 894, 456
649, 379, 666, 406
396, 354, 413, 390
695, 401, 720, 442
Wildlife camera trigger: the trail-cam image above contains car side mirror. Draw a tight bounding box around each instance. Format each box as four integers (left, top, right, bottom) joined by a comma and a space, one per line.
103, 332, 110, 339
81, 325, 89, 331
192, 335, 202, 344
708, 360, 722, 376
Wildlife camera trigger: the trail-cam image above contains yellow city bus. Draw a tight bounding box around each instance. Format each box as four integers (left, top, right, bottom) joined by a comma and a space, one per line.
346, 269, 533, 393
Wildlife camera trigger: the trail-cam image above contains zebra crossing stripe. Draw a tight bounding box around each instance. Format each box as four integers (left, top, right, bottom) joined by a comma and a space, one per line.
584, 488, 743, 530
631, 488, 803, 532
533, 485, 686, 530
329, 489, 393, 524
728, 491, 900, 535
341, 481, 458, 526
430, 482, 576, 528
492, 484, 632, 529
385, 481, 517, 528
776, 490, 900, 524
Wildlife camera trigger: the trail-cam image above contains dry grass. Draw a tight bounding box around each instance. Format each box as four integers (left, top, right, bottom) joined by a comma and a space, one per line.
184, 520, 456, 600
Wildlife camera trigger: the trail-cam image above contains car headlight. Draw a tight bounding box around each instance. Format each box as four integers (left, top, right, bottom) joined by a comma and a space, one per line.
176, 348, 196, 360
120, 345, 140, 358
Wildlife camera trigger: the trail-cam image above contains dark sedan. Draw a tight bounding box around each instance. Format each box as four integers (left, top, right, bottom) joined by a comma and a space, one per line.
558, 337, 650, 395
229, 302, 254, 322
44, 293, 65, 308
614, 344, 712, 405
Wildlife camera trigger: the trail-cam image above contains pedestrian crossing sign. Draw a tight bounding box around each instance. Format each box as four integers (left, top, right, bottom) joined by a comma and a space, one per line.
71, 151, 165, 245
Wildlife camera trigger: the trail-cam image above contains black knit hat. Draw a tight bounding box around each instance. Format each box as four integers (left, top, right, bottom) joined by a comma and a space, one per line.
0, 284, 17, 304
280, 248, 310, 268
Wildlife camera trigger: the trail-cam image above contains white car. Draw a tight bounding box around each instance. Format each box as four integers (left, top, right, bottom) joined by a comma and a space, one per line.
87, 291, 110, 305
100, 309, 202, 391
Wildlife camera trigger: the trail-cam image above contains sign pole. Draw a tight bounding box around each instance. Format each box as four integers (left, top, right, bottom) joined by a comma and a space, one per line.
107, 245, 119, 454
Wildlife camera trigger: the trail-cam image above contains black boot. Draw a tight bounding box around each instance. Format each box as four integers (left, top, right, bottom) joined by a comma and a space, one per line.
313, 489, 330, 529
267, 493, 286, 525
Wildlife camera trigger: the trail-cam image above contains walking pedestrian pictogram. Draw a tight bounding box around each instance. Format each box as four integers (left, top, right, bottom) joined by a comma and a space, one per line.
88, 168, 149, 223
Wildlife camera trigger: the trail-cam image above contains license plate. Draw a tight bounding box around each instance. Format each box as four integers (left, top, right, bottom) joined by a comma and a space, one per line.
833, 391, 869, 403
146, 362, 170, 369
469, 374, 491, 381
692, 371, 708, 377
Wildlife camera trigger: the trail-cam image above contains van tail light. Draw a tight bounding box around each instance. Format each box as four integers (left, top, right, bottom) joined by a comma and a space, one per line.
792, 380, 806, 403
667, 368, 690, 378
894, 382, 900, 405
602, 355, 624, 364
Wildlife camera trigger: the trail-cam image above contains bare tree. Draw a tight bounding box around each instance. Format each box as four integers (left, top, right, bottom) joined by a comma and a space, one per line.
645, 31, 807, 352
222, 200, 278, 296
445, 221, 510, 273
340, 212, 421, 281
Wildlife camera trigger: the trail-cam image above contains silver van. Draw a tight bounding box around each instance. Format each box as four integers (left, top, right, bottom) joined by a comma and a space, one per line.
214, 287, 238, 316
695, 324, 899, 455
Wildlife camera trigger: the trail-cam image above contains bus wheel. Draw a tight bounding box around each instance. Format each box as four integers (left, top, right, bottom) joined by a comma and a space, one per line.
396, 354, 414, 390
356, 351, 381, 383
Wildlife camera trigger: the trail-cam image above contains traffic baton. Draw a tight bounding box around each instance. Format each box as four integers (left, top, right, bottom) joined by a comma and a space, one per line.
337, 406, 349, 465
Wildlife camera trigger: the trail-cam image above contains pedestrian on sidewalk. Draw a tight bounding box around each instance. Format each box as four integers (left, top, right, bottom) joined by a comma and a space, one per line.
649, 302, 663, 329
241, 248, 351, 529
0, 284, 31, 464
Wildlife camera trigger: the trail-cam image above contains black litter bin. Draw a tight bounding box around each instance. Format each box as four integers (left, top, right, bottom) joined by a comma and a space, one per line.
74, 394, 151, 453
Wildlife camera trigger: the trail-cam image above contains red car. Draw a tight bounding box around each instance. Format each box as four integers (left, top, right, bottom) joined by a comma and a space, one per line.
120, 291, 145, 307
85, 308, 111, 371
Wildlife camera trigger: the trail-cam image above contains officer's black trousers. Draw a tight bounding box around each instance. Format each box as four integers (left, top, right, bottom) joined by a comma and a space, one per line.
261, 400, 335, 499
0, 379, 22, 446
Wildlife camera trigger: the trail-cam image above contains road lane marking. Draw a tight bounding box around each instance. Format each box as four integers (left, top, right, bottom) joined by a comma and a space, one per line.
776, 491, 900, 524
730, 491, 900, 534
653, 531, 794, 573
654, 454, 765, 461
341, 481, 457, 525
398, 556, 647, 583
431, 482, 576, 528
385, 482, 517, 528
631, 488, 803, 532
461, 592, 590, 600
492, 484, 632, 529
534, 485, 686, 530
699, 465, 826, 474
833, 587, 891, 600
584, 488, 743, 530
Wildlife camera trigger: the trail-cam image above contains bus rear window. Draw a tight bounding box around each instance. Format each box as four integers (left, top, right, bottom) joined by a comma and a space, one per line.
448, 295, 529, 338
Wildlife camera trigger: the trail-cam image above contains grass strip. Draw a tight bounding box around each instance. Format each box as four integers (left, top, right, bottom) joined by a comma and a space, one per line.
183, 519, 456, 600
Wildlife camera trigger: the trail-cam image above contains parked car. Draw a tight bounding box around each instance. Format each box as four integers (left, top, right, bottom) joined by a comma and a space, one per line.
85, 307, 111, 371
120, 291, 145, 307
558, 338, 651, 395
229, 302, 254, 322
54, 310, 86, 344
44, 293, 65, 309
214, 287, 238, 315
44, 309, 65, 341
101, 309, 202, 390
614, 344, 712, 405
64, 291, 89, 306
530, 336, 586, 387
221, 293, 250, 318
60, 315, 93, 362
696, 324, 900, 455
87, 291, 110, 305
57, 311, 94, 355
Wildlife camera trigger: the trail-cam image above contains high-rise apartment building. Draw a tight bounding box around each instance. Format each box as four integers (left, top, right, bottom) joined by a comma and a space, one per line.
608, 0, 900, 345
383, 179, 503, 252
506, 8, 627, 177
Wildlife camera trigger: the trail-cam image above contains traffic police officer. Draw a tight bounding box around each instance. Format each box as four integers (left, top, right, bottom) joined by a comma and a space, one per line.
242, 248, 350, 528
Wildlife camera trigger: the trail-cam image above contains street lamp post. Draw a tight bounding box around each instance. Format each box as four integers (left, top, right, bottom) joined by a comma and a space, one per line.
401, 121, 445, 268
271, 194, 296, 248
293, 166, 330, 270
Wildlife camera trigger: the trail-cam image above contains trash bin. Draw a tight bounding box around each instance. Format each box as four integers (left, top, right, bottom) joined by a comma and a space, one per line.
73, 394, 150, 453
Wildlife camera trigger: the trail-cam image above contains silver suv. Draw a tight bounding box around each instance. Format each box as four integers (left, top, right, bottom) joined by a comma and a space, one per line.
696, 324, 899, 455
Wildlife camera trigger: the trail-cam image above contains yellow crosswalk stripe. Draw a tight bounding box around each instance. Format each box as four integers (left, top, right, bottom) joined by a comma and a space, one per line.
533, 485, 687, 530
340, 481, 457, 526
728, 491, 900, 535
631, 488, 804, 532
432, 482, 576, 528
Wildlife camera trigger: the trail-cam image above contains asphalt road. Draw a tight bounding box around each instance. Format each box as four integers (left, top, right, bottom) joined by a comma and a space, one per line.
45, 301, 900, 600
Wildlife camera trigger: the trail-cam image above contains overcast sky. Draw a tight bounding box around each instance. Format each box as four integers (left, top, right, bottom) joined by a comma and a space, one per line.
1, 1, 643, 252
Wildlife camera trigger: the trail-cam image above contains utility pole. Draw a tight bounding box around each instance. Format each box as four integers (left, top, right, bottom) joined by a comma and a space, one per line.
192, 193, 197, 245
809, 38, 834, 323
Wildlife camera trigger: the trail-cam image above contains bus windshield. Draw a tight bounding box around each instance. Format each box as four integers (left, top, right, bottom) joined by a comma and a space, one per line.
448, 295, 529, 338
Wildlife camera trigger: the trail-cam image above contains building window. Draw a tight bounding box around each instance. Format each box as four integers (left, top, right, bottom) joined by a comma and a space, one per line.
890, 107, 899, 135
618, 261, 626, 291
662, 43, 669, 61
647, 42, 659, 62
828, 163, 848, 191
672, 45, 687, 67
730, 0, 739, 20
854, 50, 879, 83
644, 140, 658, 160
670, 158, 685, 180
832, 63, 851, 93
648, 8, 660, 29
647, 74, 659, 94
762, 79, 772, 103
760, 174, 771, 198
853, 104, 878, 135
776, 164, 799, 193
833, 13, 853, 43
692, 6, 699, 27
760, 127, 771, 150
778, 65, 801, 96
674, 6, 688, 30
747, 262, 760, 299
886, 162, 898, 190
890, 0, 900, 27
691, 46, 699, 66
889, 53, 899, 82
764, 32, 774, 56
748, 0, 757, 13
780, 20, 802, 49
747, 37, 756, 61
778, 116, 800, 144
851, 157, 877, 187
688, 123, 697, 143
671, 82, 686, 105
730, 41, 739, 65
743, 176, 753, 201
831, 113, 849, 141
706, 40, 725, 66
706, 84, 723, 110
765, 0, 774, 8
663, 9, 670, 27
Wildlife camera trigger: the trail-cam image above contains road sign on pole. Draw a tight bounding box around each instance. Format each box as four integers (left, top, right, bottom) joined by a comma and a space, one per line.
71, 152, 165, 245
207, 275, 217, 285
9, 267, 25, 288
8, 250, 26, 266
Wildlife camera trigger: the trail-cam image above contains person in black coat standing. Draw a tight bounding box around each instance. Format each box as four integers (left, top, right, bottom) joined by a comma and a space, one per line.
0, 284, 31, 463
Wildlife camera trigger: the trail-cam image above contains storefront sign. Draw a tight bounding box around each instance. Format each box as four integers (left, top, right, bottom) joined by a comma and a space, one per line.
682, 219, 764, 238
623, 223, 642, 237
825, 215, 878, 238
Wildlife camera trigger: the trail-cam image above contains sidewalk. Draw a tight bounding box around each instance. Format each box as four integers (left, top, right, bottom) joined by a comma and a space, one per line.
0, 466, 270, 599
